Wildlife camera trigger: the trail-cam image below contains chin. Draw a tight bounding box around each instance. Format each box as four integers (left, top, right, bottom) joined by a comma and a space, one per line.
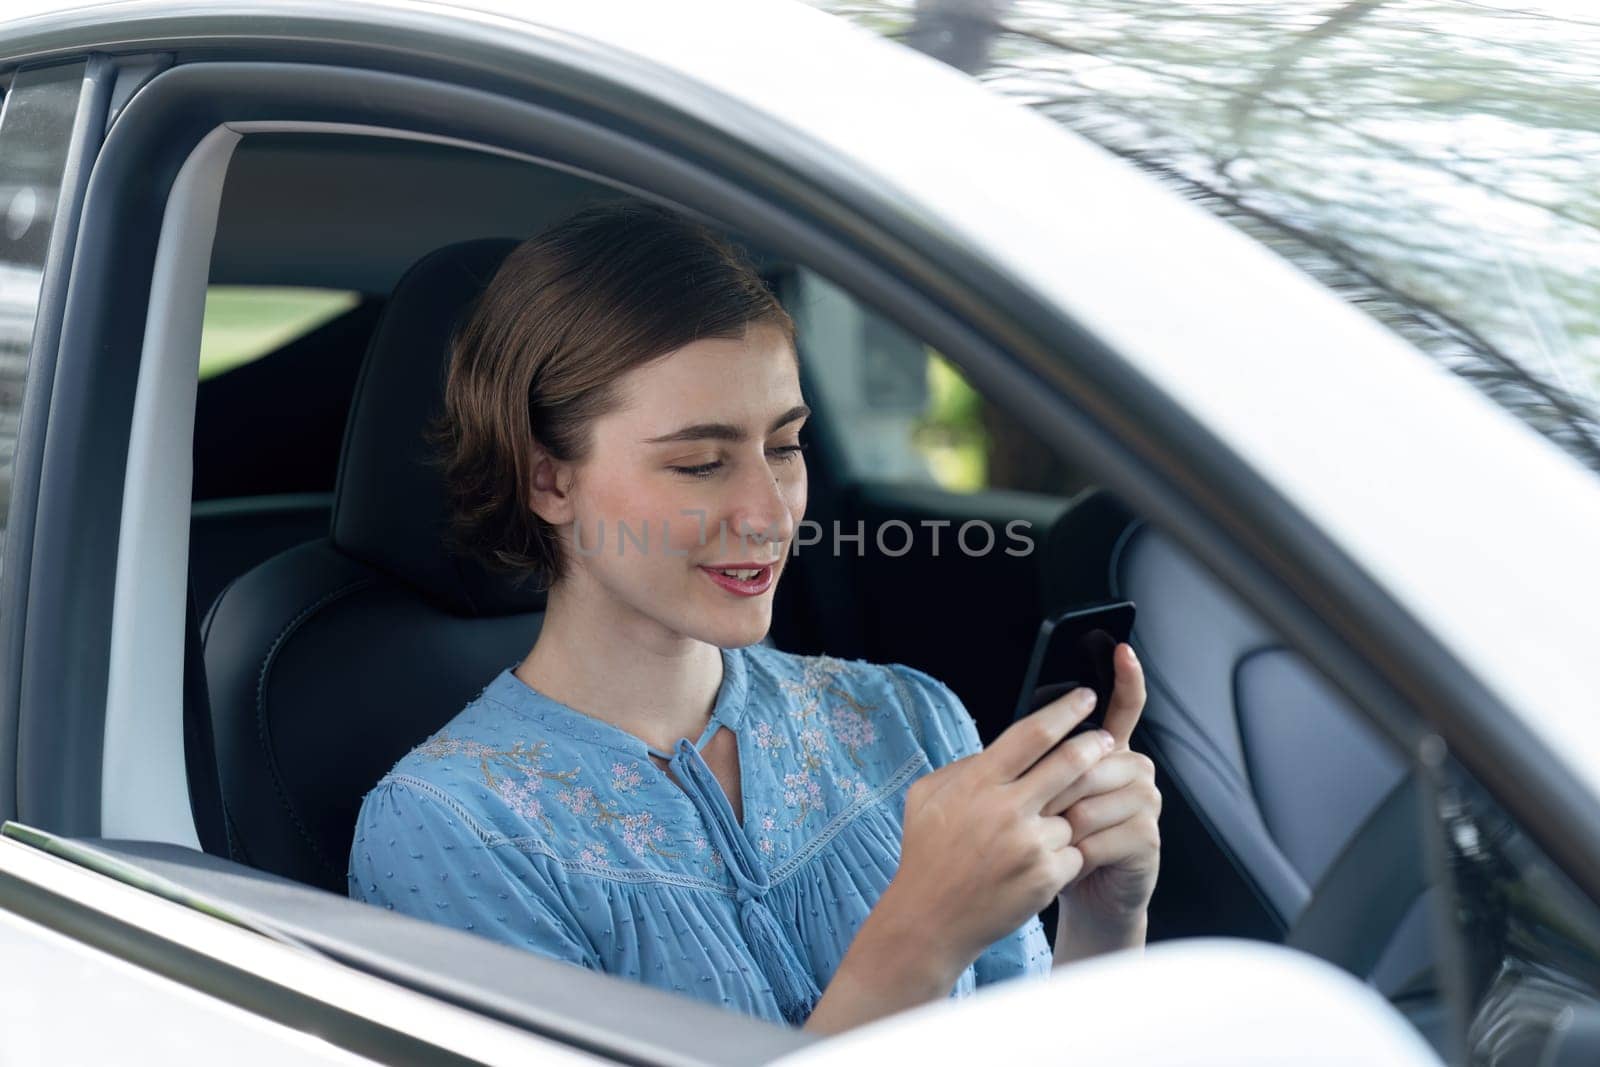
674, 564, 784, 649
681, 601, 773, 650
704, 617, 773, 650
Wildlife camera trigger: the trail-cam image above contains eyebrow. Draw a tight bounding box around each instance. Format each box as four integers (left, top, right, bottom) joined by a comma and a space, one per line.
643, 404, 810, 445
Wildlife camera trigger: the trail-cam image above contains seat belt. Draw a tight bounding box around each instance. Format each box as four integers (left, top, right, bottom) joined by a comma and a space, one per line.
1284, 773, 1428, 981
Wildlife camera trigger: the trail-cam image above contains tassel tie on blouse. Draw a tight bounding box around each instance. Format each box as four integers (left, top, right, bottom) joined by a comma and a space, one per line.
660, 737, 822, 1025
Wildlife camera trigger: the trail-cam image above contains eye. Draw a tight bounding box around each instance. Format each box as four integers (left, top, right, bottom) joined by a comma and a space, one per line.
667, 442, 806, 478
767, 443, 808, 463
668, 460, 723, 478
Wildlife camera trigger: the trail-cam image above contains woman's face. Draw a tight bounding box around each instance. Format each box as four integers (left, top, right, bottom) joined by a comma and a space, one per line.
548, 321, 808, 650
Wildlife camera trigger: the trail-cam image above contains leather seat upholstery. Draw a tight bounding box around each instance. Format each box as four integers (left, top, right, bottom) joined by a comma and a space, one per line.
201, 237, 546, 892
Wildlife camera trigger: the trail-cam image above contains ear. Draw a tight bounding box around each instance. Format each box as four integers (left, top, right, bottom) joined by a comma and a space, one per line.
526, 446, 577, 526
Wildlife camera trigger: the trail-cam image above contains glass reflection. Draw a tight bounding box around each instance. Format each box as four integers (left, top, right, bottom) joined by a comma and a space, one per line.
0, 62, 86, 574
813, 1, 1600, 475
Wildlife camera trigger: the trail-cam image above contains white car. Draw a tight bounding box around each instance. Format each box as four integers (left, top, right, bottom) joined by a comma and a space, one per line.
0, 1, 1596, 1064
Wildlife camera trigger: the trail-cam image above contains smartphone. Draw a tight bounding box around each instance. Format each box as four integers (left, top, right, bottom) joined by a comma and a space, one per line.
1013, 600, 1137, 735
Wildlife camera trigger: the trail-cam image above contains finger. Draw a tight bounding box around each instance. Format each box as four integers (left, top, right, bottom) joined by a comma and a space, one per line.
1100, 643, 1148, 749
1062, 779, 1161, 840
1073, 815, 1161, 877
1042, 750, 1145, 816
1033, 819, 1085, 893
1036, 813, 1074, 852
985, 686, 1099, 781
1013, 725, 1113, 808
1055, 845, 1086, 891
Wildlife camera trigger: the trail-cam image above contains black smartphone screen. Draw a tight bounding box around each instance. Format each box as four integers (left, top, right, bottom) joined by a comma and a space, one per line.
1013, 601, 1137, 732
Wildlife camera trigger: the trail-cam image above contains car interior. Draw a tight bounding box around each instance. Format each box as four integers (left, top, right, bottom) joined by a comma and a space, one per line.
168, 130, 1448, 1047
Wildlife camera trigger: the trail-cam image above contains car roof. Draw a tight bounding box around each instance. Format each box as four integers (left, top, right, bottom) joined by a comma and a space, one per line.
7, 0, 1600, 799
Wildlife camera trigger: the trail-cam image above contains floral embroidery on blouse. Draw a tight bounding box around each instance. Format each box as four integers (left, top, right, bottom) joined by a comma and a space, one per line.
610, 761, 644, 792
556, 781, 678, 861
410, 652, 893, 870
776, 655, 881, 768
781, 762, 826, 824
768, 656, 884, 827
755, 810, 780, 856
416, 735, 681, 864
751, 720, 787, 751
686, 832, 728, 878
415, 736, 578, 833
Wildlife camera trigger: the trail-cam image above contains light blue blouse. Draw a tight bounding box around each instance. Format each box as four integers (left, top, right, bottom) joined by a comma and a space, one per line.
347, 643, 1052, 1026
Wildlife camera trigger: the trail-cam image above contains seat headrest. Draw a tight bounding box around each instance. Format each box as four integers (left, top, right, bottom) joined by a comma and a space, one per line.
330, 237, 546, 617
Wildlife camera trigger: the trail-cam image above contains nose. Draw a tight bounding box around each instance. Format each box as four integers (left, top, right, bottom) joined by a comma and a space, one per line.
722, 453, 795, 555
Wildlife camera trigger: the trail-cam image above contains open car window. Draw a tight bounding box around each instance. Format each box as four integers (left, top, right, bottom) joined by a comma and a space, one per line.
788, 268, 1094, 497
199, 286, 361, 381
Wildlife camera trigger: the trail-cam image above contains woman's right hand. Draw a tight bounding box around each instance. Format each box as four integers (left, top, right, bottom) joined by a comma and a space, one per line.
887, 686, 1111, 972
803, 687, 1108, 1034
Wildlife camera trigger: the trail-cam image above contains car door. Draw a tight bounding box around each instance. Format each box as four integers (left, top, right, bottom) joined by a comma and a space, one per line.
1, 2, 1579, 1064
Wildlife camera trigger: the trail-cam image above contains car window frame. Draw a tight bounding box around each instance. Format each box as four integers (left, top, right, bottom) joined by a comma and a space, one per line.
0, 55, 117, 830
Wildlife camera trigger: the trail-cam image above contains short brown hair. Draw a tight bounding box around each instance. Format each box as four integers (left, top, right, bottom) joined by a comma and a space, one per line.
432, 200, 796, 590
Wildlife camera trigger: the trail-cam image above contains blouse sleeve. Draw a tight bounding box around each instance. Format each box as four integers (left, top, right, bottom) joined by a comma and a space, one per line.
885, 662, 1055, 986
973, 912, 1054, 985
347, 778, 598, 971
884, 662, 984, 769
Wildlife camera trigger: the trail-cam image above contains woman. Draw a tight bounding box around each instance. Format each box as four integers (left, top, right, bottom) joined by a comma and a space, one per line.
347, 200, 1160, 1035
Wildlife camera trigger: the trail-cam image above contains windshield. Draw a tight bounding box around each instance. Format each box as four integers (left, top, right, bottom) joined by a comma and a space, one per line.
811, 0, 1600, 475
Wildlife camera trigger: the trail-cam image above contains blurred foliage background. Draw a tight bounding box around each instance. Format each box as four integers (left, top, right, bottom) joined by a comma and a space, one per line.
811, 0, 1600, 476
915, 353, 988, 491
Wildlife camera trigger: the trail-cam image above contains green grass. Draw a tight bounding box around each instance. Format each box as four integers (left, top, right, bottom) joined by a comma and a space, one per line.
199, 286, 360, 380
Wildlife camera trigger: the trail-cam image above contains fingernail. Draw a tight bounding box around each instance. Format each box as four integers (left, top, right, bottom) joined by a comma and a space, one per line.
1076, 689, 1097, 710
1097, 730, 1115, 751
1127, 645, 1139, 664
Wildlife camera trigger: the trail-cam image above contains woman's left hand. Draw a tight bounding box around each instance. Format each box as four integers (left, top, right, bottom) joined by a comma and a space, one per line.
1045, 642, 1160, 955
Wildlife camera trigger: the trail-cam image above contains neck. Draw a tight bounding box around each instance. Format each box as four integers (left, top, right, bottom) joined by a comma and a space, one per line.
515, 573, 724, 754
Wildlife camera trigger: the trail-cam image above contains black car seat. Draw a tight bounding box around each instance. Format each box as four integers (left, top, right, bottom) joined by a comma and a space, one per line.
1040, 489, 1434, 997
200, 237, 547, 892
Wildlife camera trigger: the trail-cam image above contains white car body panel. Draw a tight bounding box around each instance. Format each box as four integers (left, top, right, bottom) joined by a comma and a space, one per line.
0, 906, 378, 1067
0, 837, 605, 1065
775, 940, 1444, 1066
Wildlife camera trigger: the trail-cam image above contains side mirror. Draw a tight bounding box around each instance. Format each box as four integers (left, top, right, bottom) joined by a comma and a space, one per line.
779, 938, 1445, 1065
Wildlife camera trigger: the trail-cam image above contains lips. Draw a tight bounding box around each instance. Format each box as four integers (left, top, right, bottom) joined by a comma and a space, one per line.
708, 565, 764, 580
698, 562, 776, 596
